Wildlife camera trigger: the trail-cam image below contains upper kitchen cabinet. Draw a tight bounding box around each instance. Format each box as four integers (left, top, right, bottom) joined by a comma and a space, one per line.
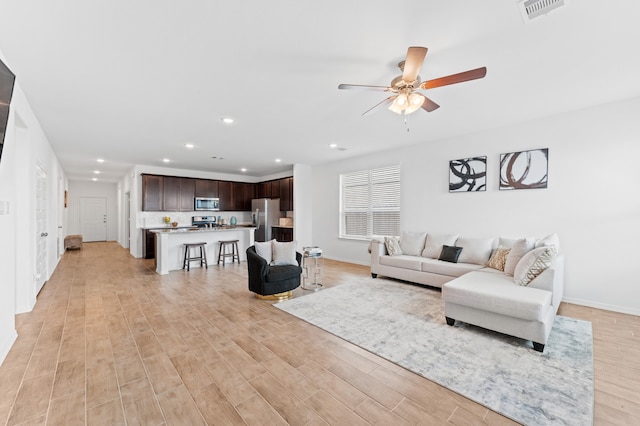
142, 174, 163, 211
142, 174, 197, 212
218, 181, 233, 211
231, 182, 255, 211
195, 179, 219, 198
162, 176, 181, 211
270, 179, 281, 199
279, 177, 293, 211
256, 181, 270, 199
179, 178, 196, 211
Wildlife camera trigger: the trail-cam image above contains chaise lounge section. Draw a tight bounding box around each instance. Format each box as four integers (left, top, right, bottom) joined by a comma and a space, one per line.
370, 232, 563, 351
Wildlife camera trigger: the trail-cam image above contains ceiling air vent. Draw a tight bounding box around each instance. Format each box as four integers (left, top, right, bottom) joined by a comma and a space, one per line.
519, 0, 567, 22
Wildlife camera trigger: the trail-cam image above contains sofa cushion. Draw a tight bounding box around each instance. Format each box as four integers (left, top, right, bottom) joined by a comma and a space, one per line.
486, 246, 510, 271
535, 233, 560, 251
400, 231, 427, 256
443, 271, 552, 321
379, 255, 423, 271
420, 258, 485, 277
514, 246, 557, 286
422, 233, 459, 258
384, 237, 402, 256
503, 237, 535, 276
456, 237, 495, 265
439, 245, 463, 263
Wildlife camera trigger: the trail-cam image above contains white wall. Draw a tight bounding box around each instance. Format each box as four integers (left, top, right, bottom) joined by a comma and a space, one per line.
67, 180, 118, 241
312, 97, 640, 316
0, 51, 68, 363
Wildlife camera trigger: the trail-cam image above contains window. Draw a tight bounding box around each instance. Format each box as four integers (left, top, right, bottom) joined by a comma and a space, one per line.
340, 165, 400, 239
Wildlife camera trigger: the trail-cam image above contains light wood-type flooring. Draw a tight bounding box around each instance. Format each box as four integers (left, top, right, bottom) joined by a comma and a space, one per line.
0, 242, 638, 425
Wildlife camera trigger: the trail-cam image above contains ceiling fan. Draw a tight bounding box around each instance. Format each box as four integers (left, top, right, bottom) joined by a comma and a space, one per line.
338, 46, 487, 116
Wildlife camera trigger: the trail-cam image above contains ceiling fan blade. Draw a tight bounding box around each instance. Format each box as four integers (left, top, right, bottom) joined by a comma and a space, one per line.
338, 84, 390, 92
421, 96, 440, 112
402, 46, 428, 83
362, 96, 396, 116
420, 67, 487, 90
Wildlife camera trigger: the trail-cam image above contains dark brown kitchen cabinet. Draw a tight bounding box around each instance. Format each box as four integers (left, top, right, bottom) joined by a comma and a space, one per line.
279, 177, 293, 211
272, 226, 294, 242
195, 179, 219, 198
218, 181, 232, 211
143, 229, 156, 259
231, 182, 255, 211
179, 178, 196, 211
162, 176, 180, 211
142, 174, 163, 211
256, 181, 270, 199
270, 179, 281, 199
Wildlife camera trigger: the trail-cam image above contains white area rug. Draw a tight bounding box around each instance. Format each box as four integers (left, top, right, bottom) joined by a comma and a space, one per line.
275, 280, 593, 426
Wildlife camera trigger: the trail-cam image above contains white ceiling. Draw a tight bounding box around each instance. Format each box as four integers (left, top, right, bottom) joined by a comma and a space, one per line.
1, 0, 639, 182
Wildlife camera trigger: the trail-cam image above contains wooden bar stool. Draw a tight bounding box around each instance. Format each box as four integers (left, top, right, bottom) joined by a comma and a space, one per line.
183, 242, 208, 271
217, 240, 240, 265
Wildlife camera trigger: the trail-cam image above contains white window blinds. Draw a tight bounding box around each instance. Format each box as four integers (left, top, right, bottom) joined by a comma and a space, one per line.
340, 165, 400, 239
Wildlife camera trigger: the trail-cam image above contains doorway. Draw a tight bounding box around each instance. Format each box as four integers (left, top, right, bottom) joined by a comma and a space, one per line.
80, 197, 107, 242
124, 191, 130, 249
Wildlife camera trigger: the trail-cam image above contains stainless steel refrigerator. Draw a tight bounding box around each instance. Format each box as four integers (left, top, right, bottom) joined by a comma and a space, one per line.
251, 198, 281, 242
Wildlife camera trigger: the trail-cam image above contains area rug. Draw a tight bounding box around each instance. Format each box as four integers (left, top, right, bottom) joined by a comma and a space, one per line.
275, 280, 593, 426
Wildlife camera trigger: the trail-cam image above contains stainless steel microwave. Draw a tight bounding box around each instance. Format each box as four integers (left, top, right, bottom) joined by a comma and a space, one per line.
194, 197, 220, 211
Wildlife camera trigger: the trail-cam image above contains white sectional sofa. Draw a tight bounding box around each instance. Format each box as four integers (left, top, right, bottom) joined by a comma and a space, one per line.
369, 232, 564, 352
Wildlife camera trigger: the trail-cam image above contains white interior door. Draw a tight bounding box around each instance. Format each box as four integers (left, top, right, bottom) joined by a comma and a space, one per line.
80, 197, 107, 242
35, 165, 48, 294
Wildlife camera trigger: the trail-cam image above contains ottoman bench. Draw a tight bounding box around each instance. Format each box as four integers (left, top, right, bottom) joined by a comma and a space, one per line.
64, 234, 83, 250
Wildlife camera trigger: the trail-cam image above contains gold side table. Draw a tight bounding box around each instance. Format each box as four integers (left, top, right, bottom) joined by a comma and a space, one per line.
302, 247, 323, 291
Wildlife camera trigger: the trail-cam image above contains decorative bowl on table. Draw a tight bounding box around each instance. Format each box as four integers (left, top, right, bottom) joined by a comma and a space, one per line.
171, 222, 178, 227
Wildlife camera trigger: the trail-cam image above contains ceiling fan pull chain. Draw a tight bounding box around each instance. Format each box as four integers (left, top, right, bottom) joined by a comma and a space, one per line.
404, 114, 410, 132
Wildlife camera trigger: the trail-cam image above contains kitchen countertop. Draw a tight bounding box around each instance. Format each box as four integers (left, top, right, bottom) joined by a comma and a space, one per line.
150, 225, 256, 233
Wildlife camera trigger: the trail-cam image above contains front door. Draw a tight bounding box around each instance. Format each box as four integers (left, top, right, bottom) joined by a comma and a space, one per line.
80, 197, 107, 242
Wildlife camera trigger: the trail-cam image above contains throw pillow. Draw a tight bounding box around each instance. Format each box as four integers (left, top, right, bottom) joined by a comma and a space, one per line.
271, 241, 298, 266
384, 237, 402, 256
438, 245, 463, 263
514, 246, 557, 286
535, 233, 560, 251
456, 237, 495, 265
254, 239, 274, 262
399, 231, 427, 256
503, 237, 535, 276
486, 246, 511, 271
422, 234, 459, 258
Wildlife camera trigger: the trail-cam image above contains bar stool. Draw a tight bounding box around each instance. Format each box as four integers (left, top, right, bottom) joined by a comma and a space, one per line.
217, 240, 240, 265
183, 242, 208, 271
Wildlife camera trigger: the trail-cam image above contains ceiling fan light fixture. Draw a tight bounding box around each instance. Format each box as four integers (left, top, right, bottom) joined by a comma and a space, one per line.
404, 92, 426, 114
389, 92, 409, 114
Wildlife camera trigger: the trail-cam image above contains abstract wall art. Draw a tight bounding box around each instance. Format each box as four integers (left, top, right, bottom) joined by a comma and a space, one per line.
499, 148, 548, 190
449, 156, 487, 192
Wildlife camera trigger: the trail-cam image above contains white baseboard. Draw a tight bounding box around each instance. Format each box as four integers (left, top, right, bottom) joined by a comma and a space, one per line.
561, 297, 640, 316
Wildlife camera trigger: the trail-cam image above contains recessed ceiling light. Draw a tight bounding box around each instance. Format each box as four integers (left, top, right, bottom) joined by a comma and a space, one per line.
329, 143, 338, 149
163, 158, 170, 163
96, 158, 105, 163
275, 158, 282, 163
92, 178, 98, 181
221, 117, 234, 124
94, 170, 100, 174
184, 143, 194, 149
240, 168, 247, 172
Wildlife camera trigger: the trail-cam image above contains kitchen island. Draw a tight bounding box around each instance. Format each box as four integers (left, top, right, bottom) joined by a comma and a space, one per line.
150, 226, 256, 275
